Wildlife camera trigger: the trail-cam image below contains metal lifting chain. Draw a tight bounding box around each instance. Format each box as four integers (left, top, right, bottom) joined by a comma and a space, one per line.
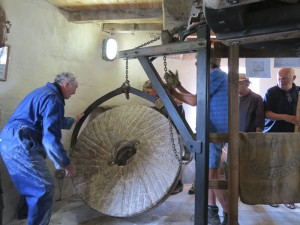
124, 58, 129, 86
163, 54, 189, 165
119, 34, 191, 164
163, 55, 168, 76
168, 118, 191, 165
123, 36, 189, 165
123, 35, 160, 87
135, 35, 160, 49
121, 58, 130, 99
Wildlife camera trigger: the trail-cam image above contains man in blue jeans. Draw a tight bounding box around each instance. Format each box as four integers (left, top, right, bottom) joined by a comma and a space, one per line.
0, 72, 81, 225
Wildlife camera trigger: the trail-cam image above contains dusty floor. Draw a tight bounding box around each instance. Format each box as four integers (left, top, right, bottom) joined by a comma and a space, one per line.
5, 184, 300, 225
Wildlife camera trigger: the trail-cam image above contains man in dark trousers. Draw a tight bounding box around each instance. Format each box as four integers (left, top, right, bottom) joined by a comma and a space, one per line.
264, 67, 299, 209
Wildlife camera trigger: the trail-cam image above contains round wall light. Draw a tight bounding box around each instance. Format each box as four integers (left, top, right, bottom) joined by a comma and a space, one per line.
102, 38, 118, 61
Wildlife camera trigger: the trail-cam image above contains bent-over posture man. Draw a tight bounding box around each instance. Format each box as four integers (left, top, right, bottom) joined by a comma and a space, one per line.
0, 72, 80, 225
143, 80, 186, 195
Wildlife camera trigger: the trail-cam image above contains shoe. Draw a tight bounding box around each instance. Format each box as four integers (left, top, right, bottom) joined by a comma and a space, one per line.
188, 183, 195, 195
221, 212, 228, 225
284, 203, 296, 209
190, 215, 194, 222
269, 203, 279, 208
208, 206, 221, 225
171, 180, 183, 195
17, 196, 28, 220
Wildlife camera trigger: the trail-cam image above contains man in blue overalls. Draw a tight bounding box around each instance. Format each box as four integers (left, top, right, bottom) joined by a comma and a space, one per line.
0, 72, 81, 225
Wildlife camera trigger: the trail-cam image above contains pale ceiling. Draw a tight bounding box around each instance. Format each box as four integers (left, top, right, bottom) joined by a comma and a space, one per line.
45, 0, 300, 57
46, 0, 167, 32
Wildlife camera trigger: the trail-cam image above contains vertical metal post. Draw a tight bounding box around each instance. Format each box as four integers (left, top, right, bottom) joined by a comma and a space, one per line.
194, 25, 210, 225
228, 44, 240, 225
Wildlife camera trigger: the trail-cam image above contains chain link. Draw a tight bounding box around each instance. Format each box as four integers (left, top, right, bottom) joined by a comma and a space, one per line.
135, 35, 160, 49
124, 35, 190, 164
123, 36, 160, 85
168, 118, 191, 165
163, 55, 168, 75
122, 58, 130, 99
123, 58, 130, 86
164, 55, 191, 164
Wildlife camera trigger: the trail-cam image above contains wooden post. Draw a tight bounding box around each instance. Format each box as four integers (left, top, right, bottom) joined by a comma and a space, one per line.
228, 44, 240, 225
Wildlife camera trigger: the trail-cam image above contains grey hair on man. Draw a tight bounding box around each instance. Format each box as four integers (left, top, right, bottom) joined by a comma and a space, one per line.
54, 72, 77, 85
210, 58, 221, 69
143, 80, 153, 90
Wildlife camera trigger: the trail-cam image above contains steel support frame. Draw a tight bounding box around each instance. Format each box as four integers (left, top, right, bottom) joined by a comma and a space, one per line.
117, 25, 211, 225
138, 56, 200, 152
194, 25, 210, 225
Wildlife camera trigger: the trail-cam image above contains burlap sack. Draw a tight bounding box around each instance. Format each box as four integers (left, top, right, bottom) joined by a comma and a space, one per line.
239, 132, 300, 205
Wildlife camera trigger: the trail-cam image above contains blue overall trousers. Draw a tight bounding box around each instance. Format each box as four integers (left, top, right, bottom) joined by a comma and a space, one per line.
0, 82, 74, 225
0, 125, 54, 225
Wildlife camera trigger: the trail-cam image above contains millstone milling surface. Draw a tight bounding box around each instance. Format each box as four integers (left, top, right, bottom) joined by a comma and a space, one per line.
71, 105, 182, 217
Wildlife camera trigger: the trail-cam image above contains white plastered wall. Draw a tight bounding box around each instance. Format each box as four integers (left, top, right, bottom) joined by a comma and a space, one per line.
0, 0, 197, 223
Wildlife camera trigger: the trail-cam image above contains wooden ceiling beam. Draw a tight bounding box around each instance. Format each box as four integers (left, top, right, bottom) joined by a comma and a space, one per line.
48, 0, 199, 32
68, 8, 163, 24
101, 23, 163, 32
47, 0, 162, 11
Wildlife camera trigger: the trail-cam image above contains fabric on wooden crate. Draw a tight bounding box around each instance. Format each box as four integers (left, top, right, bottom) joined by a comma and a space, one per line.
239, 132, 300, 205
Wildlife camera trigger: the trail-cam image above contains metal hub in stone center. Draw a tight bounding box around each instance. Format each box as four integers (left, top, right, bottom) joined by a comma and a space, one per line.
108, 140, 139, 166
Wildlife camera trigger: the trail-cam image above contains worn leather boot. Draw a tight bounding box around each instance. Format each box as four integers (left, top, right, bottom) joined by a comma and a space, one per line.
221, 212, 228, 225
208, 205, 221, 225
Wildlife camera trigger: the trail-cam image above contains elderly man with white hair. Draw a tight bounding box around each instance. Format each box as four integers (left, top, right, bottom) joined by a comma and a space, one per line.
263, 67, 299, 209
0, 72, 83, 224
264, 68, 300, 132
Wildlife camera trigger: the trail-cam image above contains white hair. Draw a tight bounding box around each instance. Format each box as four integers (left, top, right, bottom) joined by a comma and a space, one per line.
54, 72, 77, 85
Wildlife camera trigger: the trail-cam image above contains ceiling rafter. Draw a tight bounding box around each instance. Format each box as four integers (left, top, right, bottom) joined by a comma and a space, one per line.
46, 0, 193, 32
68, 8, 163, 24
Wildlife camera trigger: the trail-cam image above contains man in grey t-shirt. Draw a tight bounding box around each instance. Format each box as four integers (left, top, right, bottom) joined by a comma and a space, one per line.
239, 73, 264, 132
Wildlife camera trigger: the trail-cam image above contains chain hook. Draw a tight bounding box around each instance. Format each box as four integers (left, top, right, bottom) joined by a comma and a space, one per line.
168, 117, 192, 165
121, 35, 160, 99
122, 58, 130, 99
